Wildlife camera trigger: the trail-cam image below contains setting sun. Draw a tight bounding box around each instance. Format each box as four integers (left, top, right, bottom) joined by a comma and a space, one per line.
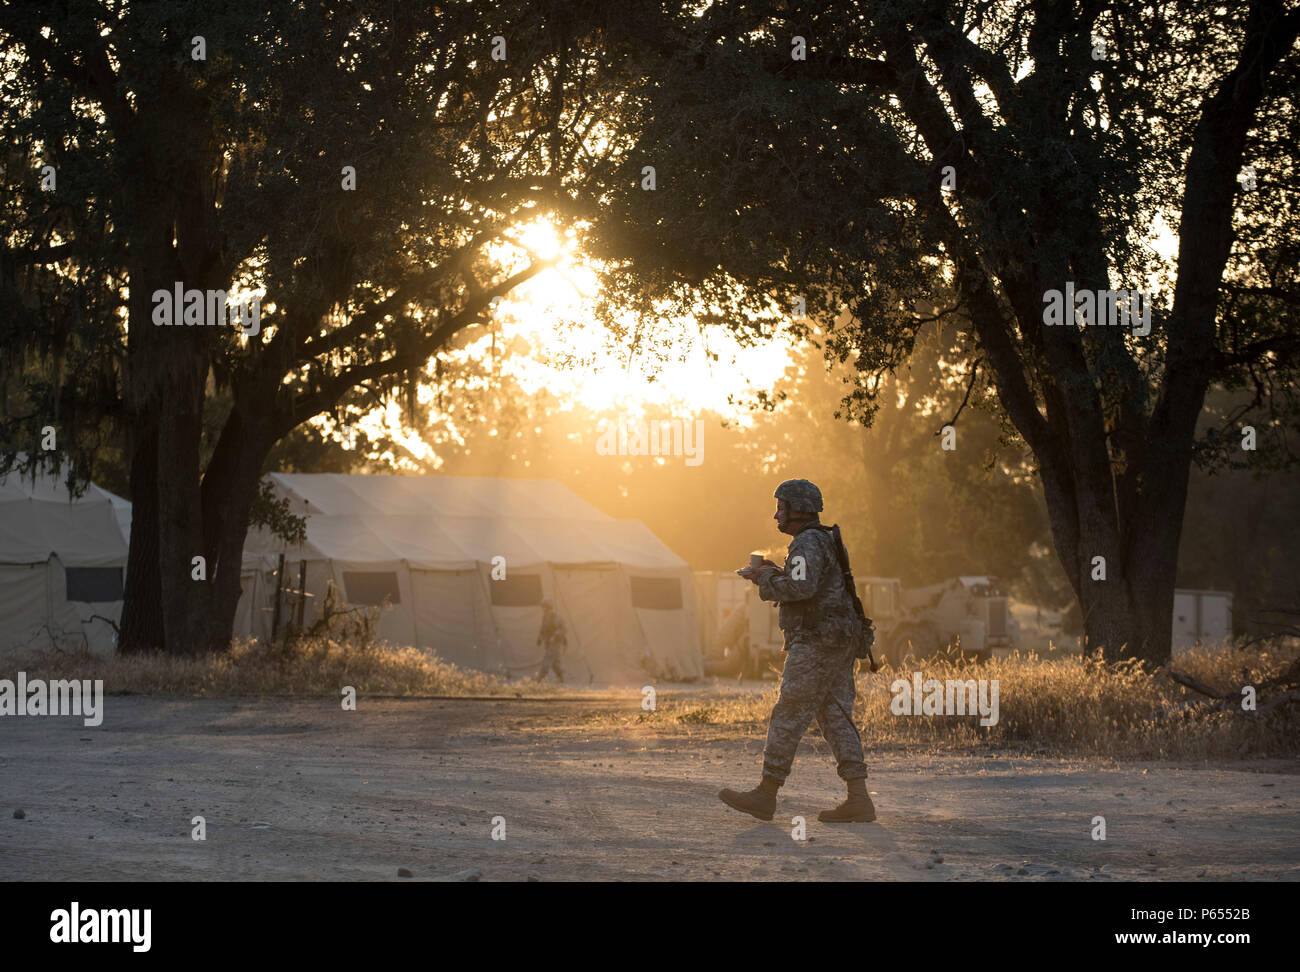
483, 217, 796, 419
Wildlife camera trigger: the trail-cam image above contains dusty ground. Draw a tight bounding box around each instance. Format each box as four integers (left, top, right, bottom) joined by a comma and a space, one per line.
1, 694, 1296, 881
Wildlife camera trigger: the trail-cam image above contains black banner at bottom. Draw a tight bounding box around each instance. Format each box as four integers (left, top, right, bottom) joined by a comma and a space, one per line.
5, 880, 1282, 959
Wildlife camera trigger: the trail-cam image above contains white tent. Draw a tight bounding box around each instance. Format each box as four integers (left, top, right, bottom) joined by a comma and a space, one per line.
0, 467, 130, 658
238, 473, 703, 683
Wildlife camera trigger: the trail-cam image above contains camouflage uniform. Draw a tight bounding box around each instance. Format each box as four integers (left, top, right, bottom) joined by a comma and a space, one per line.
535, 605, 567, 682
756, 523, 867, 783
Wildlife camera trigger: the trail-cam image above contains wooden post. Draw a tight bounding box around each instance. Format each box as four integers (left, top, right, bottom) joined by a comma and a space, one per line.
296, 560, 307, 629
270, 552, 285, 643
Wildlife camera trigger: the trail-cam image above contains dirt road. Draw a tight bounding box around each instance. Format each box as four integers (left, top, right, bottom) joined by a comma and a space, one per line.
2, 696, 1296, 881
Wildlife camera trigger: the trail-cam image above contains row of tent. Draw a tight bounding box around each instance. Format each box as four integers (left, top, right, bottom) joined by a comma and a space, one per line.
0, 470, 131, 659
0, 469, 703, 683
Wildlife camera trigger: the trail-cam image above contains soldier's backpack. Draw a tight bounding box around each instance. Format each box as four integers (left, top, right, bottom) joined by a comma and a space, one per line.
813, 524, 879, 672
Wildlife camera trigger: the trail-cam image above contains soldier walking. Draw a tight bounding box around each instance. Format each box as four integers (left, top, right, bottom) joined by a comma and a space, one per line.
721, 479, 876, 823
534, 598, 567, 683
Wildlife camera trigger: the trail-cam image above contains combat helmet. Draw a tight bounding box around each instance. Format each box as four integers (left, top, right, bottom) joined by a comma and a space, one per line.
774, 479, 823, 514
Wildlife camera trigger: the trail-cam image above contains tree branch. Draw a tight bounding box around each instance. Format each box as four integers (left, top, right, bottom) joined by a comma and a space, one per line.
276, 257, 556, 435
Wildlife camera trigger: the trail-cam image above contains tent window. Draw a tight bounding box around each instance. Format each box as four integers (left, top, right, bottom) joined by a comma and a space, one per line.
630, 576, 682, 610
65, 567, 124, 603
489, 574, 543, 607
342, 571, 401, 606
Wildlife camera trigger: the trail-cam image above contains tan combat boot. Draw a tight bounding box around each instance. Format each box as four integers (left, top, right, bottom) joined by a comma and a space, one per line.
718, 775, 780, 821
818, 777, 876, 823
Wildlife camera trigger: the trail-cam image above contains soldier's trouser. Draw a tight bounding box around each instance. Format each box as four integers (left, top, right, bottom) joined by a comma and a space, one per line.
535, 647, 563, 682
762, 640, 867, 783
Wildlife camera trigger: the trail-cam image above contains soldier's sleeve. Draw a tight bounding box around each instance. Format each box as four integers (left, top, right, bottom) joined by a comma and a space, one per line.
757, 531, 829, 603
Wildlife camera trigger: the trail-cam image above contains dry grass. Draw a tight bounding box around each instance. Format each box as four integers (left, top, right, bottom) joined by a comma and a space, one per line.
5, 636, 1296, 759
623, 640, 1300, 759
1, 636, 565, 698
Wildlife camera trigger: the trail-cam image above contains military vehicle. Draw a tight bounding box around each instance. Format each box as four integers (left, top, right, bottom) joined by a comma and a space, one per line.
883, 576, 1017, 666
731, 574, 1018, 678
698, 569, 1234, 678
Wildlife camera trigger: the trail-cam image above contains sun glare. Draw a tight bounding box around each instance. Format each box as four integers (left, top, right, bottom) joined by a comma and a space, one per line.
510, 219, 567, 261
358, 215, 796, 467
488, 217, 794, 420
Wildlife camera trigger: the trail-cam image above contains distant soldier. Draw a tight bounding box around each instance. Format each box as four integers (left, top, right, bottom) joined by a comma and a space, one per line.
720, 479, 876, 823
534, 598, 567, 683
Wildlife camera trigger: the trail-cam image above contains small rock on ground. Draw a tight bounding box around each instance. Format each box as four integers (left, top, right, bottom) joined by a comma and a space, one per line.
436, 867, 482, 882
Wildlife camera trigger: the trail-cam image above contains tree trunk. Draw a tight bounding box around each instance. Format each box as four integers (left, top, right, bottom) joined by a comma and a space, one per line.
1034, 455, 1132, 658
200, 407, 276, 654
1127, 537, 1180, 669
1078, 580, 1137, 660
128, 93, 231, 657
118, 422, 164, 653
154, 344, 213, 656
118, 196, 175, 654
